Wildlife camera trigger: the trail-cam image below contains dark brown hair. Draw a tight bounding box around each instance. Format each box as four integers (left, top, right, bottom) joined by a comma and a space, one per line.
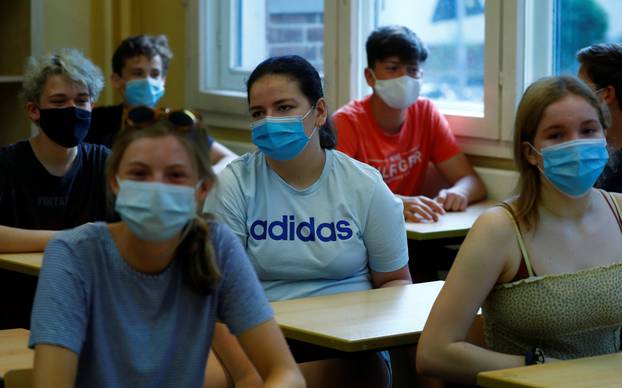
577, 43, 622, 110
366, 25, 428, 68
105, 119, 220, 294
112, 34, 173, 76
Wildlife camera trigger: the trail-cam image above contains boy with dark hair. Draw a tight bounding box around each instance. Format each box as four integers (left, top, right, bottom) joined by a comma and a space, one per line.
577, 43, 622, 192
86, 34, 237, 172
333, 25, 485, 222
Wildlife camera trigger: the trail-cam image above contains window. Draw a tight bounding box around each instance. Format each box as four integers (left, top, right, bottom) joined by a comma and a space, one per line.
202, 0, 324, 92
371, 0, 486, 117
186, 0, 618, 159
553, 0, 621, 75
357, 0, 500, 144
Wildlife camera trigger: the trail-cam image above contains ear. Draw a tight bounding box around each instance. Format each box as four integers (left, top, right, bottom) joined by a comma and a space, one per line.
522, 141, 539, 167
26, 101, 40, 123
111, 73, 124, 90
196, 179, 213, 204
314, 97, 328, 127
364, 68, 375, 88
603, 85, 617, 107
109, 175, 121, 196
161, 75, 167, 85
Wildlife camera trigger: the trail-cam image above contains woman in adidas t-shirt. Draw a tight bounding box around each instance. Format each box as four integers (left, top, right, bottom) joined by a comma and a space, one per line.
204, 55, 411, 388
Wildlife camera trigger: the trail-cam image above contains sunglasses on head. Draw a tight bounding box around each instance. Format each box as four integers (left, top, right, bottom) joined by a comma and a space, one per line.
125, 106, 202, 131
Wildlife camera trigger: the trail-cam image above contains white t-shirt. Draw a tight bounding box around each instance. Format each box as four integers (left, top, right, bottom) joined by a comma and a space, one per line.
204, 149, 408, 301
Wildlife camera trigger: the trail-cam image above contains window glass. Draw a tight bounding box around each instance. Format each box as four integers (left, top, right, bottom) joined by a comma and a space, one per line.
553, 0, 621, 75
233, 0, 324, 73
374, 0, 485, 116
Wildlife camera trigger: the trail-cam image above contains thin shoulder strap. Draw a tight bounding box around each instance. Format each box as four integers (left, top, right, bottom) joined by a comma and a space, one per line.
609, 192, 622, 227
599, 189, 622, 234
497, 202, 535, 278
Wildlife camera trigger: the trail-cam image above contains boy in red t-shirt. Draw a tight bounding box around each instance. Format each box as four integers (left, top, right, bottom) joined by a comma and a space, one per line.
333, 25, 486, 223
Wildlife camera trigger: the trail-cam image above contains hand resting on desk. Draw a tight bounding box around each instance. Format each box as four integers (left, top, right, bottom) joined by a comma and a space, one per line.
397, 194, 446, 223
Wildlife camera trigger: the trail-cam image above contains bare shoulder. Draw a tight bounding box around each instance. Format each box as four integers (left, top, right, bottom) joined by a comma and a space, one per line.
458, 204, 525, 283
468, 204, 516, 241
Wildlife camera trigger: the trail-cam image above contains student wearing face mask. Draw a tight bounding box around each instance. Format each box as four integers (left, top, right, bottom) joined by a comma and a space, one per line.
416, 76, 622, 385
29, 109, 304, 388
0, 48, 110, 253
204, 55, 411, 388
577, 43, 622, 193
333, 25, 486, 223
84, 34, 238, 173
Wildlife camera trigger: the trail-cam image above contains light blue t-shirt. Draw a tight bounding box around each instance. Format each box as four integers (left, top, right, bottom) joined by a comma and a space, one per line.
29, 221, 273, 388
204, 149, 408, 301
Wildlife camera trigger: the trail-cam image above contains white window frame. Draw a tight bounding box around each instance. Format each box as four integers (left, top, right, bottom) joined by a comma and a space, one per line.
186, 0, 555, 159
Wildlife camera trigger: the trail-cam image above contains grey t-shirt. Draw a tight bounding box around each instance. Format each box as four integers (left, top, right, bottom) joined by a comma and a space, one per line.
29, 221, 272, 388
204, 149, 408, 301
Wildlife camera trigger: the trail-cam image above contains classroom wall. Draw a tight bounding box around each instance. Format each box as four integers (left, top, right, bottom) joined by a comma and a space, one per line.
37, 1, 92, 56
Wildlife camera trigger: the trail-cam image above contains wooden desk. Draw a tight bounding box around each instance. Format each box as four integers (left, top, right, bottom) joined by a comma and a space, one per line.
0, 329, 33, 377
0, 252, 43, 277
405, 199, 496, 240
477, 352, 622, 388
272, 281, 443, 352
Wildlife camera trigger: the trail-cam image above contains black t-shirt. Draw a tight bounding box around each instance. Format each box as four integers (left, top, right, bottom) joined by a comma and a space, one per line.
85, 104, 215, 148
596, 148, 622, 193
0, 140, 112, 229
84, 104, 124, 148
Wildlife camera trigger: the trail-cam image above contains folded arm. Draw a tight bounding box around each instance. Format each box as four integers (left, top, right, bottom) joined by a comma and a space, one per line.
435, 153, 487, 211
0, 225, 55, 252
416, 207, 527, 384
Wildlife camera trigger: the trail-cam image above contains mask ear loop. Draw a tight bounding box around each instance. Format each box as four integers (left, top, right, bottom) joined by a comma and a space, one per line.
527, 142, 548, 177
303, 104, 319, 140
368, 68, 378, 82
527, 142, 542, 156
302, 104, 316, 120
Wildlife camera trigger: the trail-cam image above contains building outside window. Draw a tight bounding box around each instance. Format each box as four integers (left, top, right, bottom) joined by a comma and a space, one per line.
188, 0, 621, 157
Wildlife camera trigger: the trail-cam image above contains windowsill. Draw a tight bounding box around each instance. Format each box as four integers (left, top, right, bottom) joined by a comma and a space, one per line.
193, 90, 514, 160
456, 136, 513, 159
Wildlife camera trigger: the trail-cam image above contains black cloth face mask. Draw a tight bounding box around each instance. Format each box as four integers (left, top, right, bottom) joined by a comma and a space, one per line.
38, 106, 92, 148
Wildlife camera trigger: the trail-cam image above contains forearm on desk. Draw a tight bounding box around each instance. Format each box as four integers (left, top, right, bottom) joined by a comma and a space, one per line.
449, 175, 486, 204
373, 265, 412, 288
419, 339, 526, 384
0, 225, 55, 252
380, 279, 412, 288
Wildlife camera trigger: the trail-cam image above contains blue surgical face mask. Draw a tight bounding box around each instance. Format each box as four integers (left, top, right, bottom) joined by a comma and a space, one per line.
251, 106, 317, 161
124, 78, 165, 107
114, 178, 198, 241
530, 138, 609, 197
